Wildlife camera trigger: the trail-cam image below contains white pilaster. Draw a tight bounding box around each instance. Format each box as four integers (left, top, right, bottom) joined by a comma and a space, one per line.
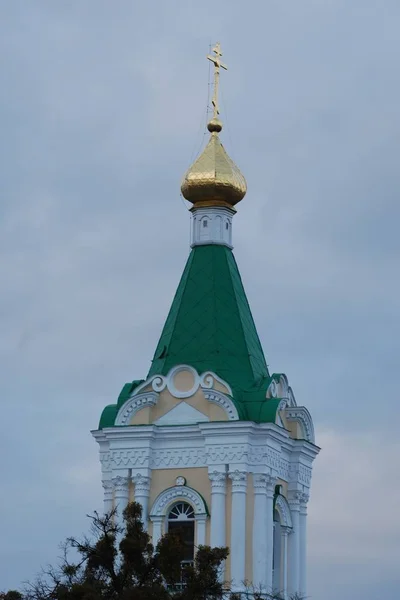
112, 475, 130, 524
287, 491, 301, 597
102, 480, 114, 515
151, 516, 163, 548
132, 473, 151, 531
266, 476, 276, 594
299, 493, 309, 598
209, 470, 227, 581
228, 470, 247, 592
196, 515, 207, 546
252, 474, 269, 589
281, 526, 291, 600
209, 471, 227, 547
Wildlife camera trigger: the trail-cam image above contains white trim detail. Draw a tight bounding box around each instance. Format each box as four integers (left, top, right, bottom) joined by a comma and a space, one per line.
150, 485, 208, 518
285, 407, 315, 444
275, 494, 293, 528
115, 392, 158, 426
203, 390, 239, 420
131, 365, 233, 400
268, 374, 297, 407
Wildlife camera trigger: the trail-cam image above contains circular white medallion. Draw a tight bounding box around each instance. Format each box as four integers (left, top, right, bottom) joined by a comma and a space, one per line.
175, 476, 186, 486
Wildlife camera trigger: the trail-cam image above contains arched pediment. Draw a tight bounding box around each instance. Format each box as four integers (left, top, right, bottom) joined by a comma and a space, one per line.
117, 365, 238, 425
115, 392, 158, 426
285, 406, 315, 444
150, 485, 209, 518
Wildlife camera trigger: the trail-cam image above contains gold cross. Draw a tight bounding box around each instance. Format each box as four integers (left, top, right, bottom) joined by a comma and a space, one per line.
207, 42, 228, 120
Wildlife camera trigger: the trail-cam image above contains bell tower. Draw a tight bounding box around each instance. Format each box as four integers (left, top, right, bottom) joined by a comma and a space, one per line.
92, 43, 319, 598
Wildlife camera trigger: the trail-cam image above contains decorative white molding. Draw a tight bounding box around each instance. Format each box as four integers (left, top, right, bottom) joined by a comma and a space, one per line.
112, 475, 130, 493
209, 470, 227, 490
288, 490, 303, 508
100, 451, 111, 472
111, 449, 149, 468
285, 407, 315, 444
266, 379, 278, 398
228, 470, 248, 492
115, 392, 158, 426
131, 365, 233, 400
253, 473, 275, 494
266, 375, 296, 407
289, 463, 312, 487
190, 206, 234, 248
150, 485, 208, 517
275, 494, 293, 528
132, 473, 151, 495
151, 448, 206, 468
203, 390, 239, 420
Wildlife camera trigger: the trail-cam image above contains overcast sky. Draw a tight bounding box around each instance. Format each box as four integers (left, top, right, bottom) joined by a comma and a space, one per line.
1, 1, 399, 598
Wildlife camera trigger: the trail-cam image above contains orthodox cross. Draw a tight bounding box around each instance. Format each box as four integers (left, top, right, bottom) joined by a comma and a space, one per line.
207, 42, 227, 120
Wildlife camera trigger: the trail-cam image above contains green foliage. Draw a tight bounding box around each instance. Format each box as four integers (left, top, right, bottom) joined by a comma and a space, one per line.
5, 503, 230, 600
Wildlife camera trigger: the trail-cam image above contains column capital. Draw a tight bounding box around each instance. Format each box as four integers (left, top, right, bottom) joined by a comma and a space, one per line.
112, 475, 130, 494
102, 479, 114, 492
288, 489, 303, 508
150, 515, 163, 524
209, 470, 227, 491
228, 470, 247, 492
281, 525, 292, 537
253, 473, 276, 495
132, 473, 151, 496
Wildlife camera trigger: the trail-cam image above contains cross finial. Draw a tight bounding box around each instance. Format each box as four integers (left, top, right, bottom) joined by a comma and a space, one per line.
207, 42, 228, 122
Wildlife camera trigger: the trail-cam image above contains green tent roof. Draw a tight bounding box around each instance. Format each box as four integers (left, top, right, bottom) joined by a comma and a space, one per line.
98, 244, 283, 428
148, 245, 269, 389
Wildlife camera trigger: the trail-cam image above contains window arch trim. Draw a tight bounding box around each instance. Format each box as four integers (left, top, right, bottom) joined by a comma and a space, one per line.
274, 494, 293, 528
150, 485, 209, 518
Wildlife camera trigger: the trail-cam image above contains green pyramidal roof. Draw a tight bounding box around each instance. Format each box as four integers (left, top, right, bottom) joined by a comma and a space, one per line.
98, 244, 283, 428
148, 244, 269, 392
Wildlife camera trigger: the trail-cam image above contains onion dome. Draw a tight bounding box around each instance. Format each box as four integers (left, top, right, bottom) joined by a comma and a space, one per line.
181, 118, 247, 210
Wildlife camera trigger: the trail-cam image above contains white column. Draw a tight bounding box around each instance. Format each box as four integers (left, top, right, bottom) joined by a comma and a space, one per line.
287, 491, 301, 597
252, 474, 269, 590
209, 471, 227, 547
132, 473, 151, 531
281, 526, 290, 600
196, 515, 207, 546
112, 475, 130, 525
151, 516, 163, 548
102, 480, 114, 515
209, 471, 227, 581
266, 476, 275, 594
228, 470, 247, 592
299, 493, 309, 598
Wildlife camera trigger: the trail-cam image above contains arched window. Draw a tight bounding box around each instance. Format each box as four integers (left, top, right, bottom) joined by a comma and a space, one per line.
167, 502, 195, 563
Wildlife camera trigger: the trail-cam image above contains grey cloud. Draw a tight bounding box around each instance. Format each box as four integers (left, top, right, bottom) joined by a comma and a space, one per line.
1, 1, 399, 597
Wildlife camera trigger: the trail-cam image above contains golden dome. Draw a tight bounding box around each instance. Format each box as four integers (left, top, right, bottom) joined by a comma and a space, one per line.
181, 122, 247, 209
